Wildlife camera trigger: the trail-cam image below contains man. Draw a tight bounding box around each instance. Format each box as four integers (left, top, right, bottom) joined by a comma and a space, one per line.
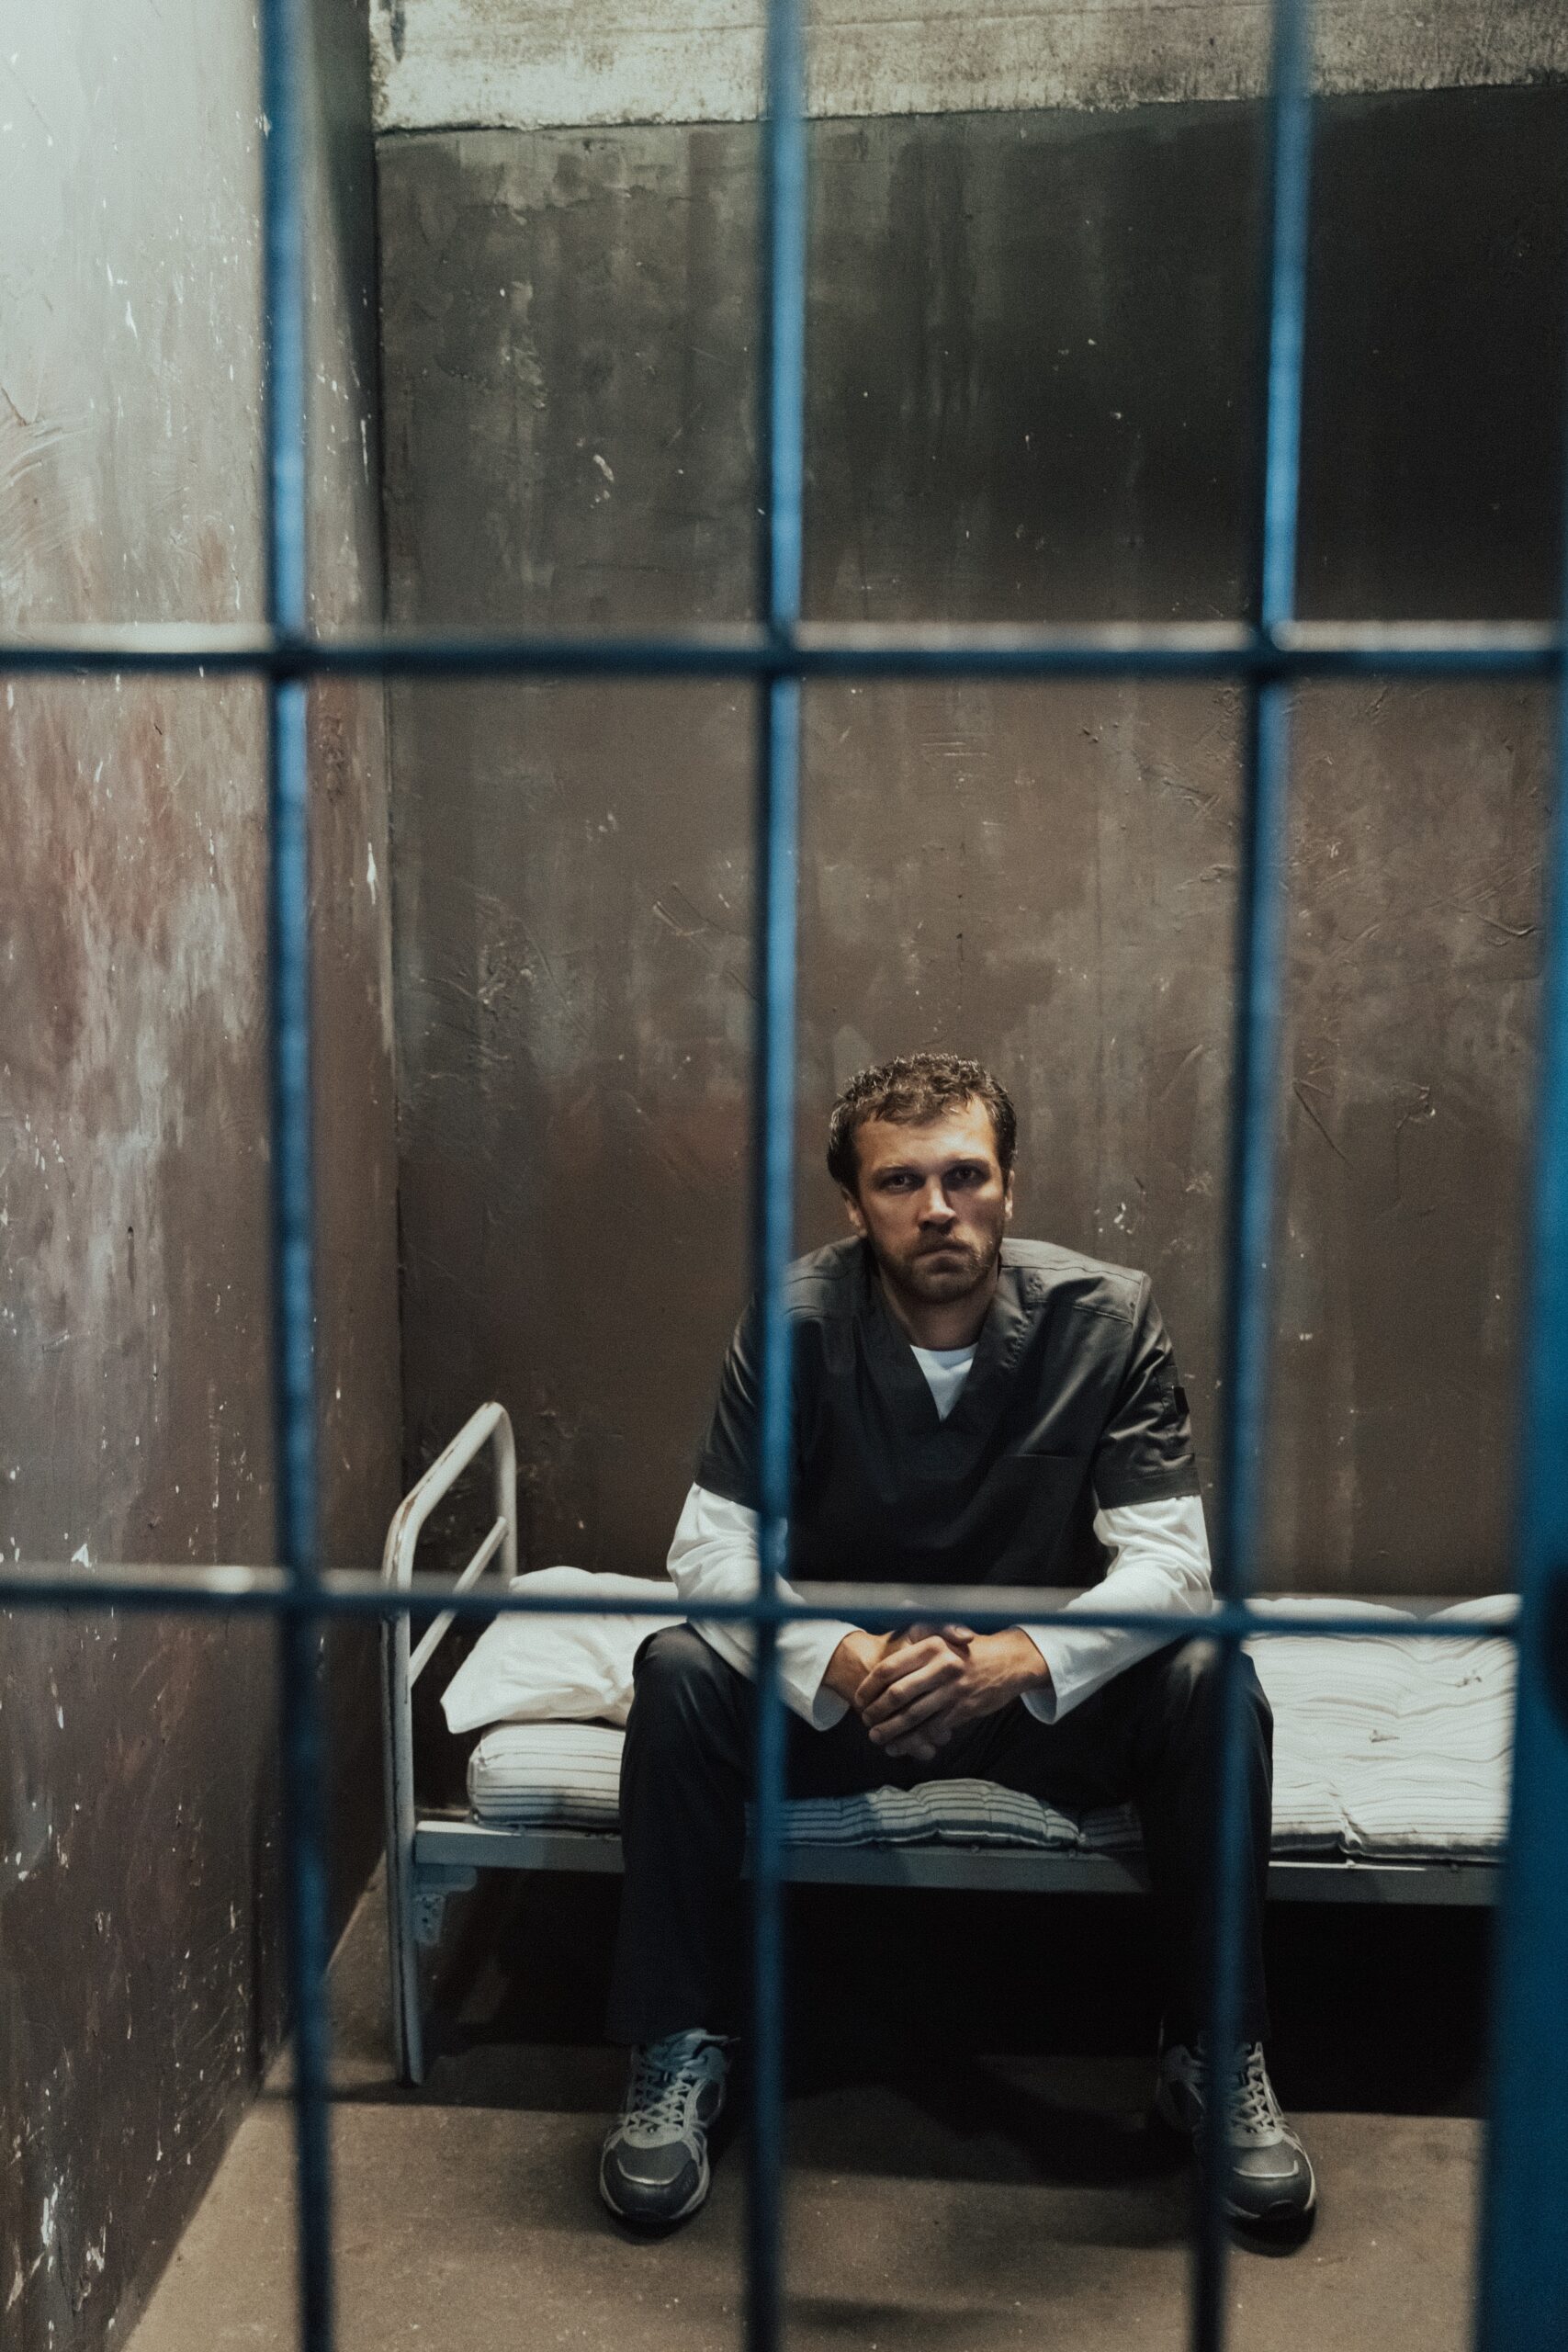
599, 1052, 1314, 2233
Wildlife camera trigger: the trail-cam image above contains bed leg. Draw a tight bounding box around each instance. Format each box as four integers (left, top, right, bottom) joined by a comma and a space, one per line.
413, 1866, 479, 1950
388, 1835, 425, 2087
382, 1609, 426, 2086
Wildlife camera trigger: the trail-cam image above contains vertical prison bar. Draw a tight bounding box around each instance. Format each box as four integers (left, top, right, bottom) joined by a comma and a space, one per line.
748, 0, 809, 2344
1472, 199, 1568, 2345
1193, 0, 1314, 2344
259, 0, 336, 2344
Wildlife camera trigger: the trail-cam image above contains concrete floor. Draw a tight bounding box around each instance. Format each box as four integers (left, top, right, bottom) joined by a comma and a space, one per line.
129, 1869, 1490, 2352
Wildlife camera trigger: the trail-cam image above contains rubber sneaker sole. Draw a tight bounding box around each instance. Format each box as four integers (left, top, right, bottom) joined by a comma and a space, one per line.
1151, 2084, 1318, 2228
1222, 2153, 1318, 2228
598, 2141, 712, 2231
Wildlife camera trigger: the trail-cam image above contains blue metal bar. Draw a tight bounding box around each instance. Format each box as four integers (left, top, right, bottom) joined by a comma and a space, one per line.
259, 1, 336, 2346
0, 1563, 1521, 1641
1473, 170, 1568, 2352
748, 681, 798, 2352
1194, 3, 1314, 2344
0, 618, 1561, 683
748, 2, 808, 2344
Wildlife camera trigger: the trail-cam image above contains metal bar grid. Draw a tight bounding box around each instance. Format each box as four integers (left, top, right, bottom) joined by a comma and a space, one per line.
4, 0, 1563, 2346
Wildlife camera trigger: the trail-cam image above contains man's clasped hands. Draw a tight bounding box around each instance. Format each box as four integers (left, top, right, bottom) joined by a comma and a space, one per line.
821, 1620, 1051, 1761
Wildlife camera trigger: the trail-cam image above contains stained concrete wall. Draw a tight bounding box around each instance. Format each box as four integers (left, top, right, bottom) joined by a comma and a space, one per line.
380, 83, 1563, 1599
0, 5, 399, 2346
370, 0, 1568, 130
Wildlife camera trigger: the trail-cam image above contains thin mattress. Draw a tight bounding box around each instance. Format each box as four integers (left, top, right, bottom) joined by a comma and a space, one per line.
465, 1600, 1515, 1865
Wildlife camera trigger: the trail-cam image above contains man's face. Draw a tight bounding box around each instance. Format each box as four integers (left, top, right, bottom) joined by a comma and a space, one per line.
841, 1099, 1013, 1308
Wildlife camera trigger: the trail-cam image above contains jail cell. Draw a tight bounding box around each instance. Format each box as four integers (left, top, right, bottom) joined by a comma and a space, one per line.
3, 3, 1567, 2350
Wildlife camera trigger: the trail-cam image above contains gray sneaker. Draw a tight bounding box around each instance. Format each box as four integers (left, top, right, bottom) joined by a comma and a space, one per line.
1155, 2038, 1317, 2226
599, 2029, 734, 2229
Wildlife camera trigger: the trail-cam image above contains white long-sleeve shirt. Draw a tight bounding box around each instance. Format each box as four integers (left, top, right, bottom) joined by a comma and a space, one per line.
669, 1481, 1214, 1727
668, 1340, 1215, 1730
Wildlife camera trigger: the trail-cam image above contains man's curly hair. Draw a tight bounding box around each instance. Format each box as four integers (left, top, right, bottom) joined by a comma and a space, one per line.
826, 1052, 1018, 1193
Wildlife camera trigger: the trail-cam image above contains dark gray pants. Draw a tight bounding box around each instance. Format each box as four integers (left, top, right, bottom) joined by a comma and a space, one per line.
605, 1624, 1274, 2052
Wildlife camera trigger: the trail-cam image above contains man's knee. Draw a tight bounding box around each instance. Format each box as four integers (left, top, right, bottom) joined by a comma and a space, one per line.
1157, 1636, 1272, 1747
627, 1624, 739, 1744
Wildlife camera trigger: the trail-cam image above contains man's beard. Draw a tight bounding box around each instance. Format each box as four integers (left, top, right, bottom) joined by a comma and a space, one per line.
876, 1227, 1003, 1307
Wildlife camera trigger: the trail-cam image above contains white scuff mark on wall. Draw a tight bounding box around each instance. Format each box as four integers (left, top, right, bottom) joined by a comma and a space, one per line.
124, 299, 137, 338
70, 1543, 90, 1566
367, 840, 378, 904
0, 412, 90, 583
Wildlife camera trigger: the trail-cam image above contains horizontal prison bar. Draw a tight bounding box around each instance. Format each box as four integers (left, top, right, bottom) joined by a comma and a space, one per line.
0, 617, 1560, 681
0, 1557, 1521, 1640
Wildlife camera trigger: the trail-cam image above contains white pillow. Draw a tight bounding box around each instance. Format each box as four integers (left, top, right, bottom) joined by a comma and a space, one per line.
1430, 1593, 1518, 1626
438, 1566, 682, 1735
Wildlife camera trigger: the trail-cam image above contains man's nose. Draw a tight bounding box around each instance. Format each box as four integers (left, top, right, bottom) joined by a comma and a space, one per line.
918, 1182, 956, 1224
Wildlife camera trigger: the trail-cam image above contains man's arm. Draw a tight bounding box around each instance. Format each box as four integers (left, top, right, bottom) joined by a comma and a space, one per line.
852, 1503, 1212, 1757
670, 1487, 980, 1747
678, 1295, 863, 1727
667, 1484, 862, 1729
1013, 1492, 1214, 1722
1014, 1272, 1212, 1720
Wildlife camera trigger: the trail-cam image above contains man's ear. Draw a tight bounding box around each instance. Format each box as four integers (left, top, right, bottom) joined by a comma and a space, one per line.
840, 1185, 866, 1236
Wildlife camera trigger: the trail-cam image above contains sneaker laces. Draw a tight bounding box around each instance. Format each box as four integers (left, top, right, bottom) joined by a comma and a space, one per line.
1171, 2035, 1284, 2140
1227, 2041, 1285, 2140
623, 2031, 722, 2136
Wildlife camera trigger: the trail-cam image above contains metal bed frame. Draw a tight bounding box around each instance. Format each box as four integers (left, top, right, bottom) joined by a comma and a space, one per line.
381, 1402, 1501, 2087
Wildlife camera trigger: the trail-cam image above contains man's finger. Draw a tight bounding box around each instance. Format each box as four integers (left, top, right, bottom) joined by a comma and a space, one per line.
866, 1676, 967, 1744
853, 1636, 957, 1711
857, 1648, 964, 1725
908, 1620, 972, 1650
884, 1706, 957, 1758
884, 1731, 941, 1759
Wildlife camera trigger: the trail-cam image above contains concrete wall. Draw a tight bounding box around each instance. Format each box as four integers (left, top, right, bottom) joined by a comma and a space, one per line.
370, 0, 1568, 130
0, 5, 399, 2346
380, 84, 1563, 1598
